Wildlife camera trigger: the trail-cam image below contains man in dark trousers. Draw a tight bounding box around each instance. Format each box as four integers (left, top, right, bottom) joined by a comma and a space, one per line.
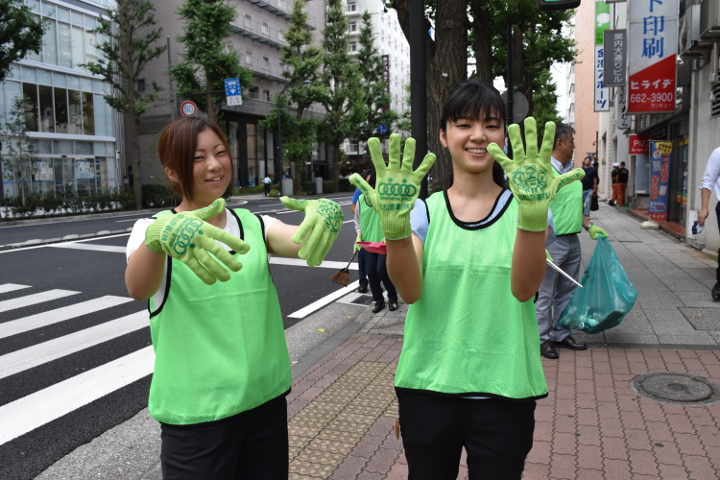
616, 161, 629, 206
581, 156, 599, 218
609, 163, 620, 206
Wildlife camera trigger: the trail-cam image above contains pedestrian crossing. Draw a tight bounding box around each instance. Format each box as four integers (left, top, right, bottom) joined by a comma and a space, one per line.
0, 283, 150, 448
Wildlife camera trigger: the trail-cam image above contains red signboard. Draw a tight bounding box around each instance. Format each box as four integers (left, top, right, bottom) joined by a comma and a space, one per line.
629, 134, 651, 155
628, 55, 676, 114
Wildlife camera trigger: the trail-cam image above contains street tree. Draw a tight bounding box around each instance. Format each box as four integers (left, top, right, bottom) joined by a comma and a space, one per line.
169, 0, 253, 123
0, 0, 46, 83
318, 0, 360, 191
1, 96, 39, 207
82, 0, 167, 210
354, 11, 398, 150
260, 0, 324, 195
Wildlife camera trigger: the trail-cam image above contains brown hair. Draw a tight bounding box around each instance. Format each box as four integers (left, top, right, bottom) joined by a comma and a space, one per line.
157, 117, 231, 201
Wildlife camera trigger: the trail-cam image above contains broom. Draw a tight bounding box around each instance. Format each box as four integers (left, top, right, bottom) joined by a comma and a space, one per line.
331, 249, 358, 286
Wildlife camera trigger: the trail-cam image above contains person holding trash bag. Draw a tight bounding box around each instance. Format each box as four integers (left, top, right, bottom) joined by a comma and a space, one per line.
125, 117, 343, 480
350, 79, 585, 480
535, 124, 608, 360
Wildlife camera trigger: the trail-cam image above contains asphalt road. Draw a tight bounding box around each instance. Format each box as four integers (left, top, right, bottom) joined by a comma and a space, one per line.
0, 193, 361, 480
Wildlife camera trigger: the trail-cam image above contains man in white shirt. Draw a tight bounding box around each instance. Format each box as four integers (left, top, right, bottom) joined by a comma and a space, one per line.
697, 147, 720, 300
263, 175, 272, 196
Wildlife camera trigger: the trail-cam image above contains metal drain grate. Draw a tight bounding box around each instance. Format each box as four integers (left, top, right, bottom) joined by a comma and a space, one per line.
351, 295, 374, 305
630, 372, 720, 405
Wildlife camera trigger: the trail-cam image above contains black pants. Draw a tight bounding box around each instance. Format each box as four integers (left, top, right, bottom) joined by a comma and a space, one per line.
715, 203, 720, 281
396, 389, 536, 480
365, 251, 397, 304
160, 395, 288, 480
263, 183, 270, 196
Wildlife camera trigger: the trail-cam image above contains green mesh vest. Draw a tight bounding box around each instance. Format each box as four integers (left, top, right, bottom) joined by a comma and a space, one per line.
395, 191, 548, 401
550, 166, 583, 235
358, 194, 383, 243
148, 208, 291, 425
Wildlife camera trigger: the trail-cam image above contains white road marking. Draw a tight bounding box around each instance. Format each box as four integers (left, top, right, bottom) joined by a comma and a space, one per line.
288, 280, 360, 319
0, 296, 133, 340
49, 243, 126, 253
0, 284, 31, 294
268, 257, 358, 270
0, 311, 148, 380
0, 290, 79, 313
0, 345, 154, 446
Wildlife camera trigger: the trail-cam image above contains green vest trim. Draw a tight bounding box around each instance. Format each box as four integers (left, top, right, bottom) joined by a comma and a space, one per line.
148, 208, 291, 425
550, 166, 583, 235
395, 192, 548, 401
358, 194, 383, 243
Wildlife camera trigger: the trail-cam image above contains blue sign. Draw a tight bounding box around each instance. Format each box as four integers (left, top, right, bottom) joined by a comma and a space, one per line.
648, 141, 672, 222
224, 78, 241, 97
377, 125, 388, 135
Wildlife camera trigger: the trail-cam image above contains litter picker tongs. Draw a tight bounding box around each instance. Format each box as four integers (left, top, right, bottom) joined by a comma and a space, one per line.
546, 258, 583, 288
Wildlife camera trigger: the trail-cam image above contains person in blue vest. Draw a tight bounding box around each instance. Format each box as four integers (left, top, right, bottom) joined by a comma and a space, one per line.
350, 79, 584, 480
535, 124, 608, 360
124, 117, 343, 480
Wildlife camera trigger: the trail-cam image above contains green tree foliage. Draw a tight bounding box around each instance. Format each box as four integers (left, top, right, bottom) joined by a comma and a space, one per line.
0, 0, 46, 83
169, 0, 253, 123
1, 96, 39, 206
260, 0, 324, 195
353, 11, 398, 149
82, 0, 167, 210
318, 0, 360, 190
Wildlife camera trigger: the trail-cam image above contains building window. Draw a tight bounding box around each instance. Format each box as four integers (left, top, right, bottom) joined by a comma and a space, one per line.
713, 71, 720, 118
262, 56, 270, 69
244, 14, 252, 28
263, 89, 270, 102
136, 78, 145, 91
349, 42, 357, 52
261, 21, 269, 35
349, 22, 356, 32
245, 50, 253, 65
347, 2, 356, 12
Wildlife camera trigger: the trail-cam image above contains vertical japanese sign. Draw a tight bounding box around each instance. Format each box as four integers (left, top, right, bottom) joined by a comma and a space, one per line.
382, 55, 390, 112
615, 86, 631, 130
604, 29, 626, 86
594, 1, 611, 112
627, 0, 678, 113
648, 141, 672, 221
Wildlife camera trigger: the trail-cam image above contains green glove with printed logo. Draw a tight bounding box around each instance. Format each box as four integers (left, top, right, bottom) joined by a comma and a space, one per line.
487, 117, 585, 232
588, 225, 608, 240
280, 197, 344, 267
350, 134, 436, 240
145, 199, 251, 285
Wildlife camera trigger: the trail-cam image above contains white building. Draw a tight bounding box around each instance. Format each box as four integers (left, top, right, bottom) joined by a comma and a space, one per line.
0, 0, 121, 200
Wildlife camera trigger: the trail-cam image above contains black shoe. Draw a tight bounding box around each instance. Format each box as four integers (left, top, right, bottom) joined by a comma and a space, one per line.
554, 335, 587, 350
713, 281, 720, 301
388, 301, 399, 311
358, 283, 368, 294
541, 341, 559, 359
372, 302, 385, 314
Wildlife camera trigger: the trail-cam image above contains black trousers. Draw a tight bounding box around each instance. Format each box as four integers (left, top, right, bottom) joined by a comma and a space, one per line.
263, 183, 270, 196
396, 389, 536, 480
160, 395, 288, 480
715, 203, 720, 281
365, 251, 397, 304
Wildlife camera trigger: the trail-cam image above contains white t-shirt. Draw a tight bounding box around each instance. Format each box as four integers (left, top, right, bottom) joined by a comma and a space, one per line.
126, 209, 278, 308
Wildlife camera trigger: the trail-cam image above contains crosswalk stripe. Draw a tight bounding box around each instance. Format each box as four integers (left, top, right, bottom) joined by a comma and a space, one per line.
48, 243, 126, 253
0, 284, 31, 294
269, 257, 358, 270
0, 311, 148, 380
0, 296, 134, 340
0, 345, 154, 446
288, 280, 360, 319
0, 290, 79, 313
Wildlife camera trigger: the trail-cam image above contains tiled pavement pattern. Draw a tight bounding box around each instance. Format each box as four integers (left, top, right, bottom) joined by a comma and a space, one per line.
287, 332, 720, 480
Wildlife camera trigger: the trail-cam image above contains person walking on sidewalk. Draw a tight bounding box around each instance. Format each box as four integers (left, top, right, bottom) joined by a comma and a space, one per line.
351, 172, 373, 293
354, 169, 398, 313
581, 156, 599, 217
616, 161, 629, 206
698, 146, 720, 300
263, 174, 272, 196
536, 124, 608, 360
609, 162, 620, 205
351, 79, 585, 480
124, 117, 343, 480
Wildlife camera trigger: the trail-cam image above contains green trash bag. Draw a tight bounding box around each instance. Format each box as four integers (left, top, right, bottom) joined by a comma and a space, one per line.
557, 236, 638, 334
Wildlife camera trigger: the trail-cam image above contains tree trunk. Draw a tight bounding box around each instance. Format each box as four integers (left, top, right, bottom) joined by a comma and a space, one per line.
471, 4, 493, 84
206, 79, 216, 123
127, 87, 142, 210
293, 109, 304, 196
332, 142, 340, 191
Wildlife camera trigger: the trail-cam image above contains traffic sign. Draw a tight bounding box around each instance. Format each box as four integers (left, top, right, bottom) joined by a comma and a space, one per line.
180, 100, 197, 116
377, 125, 388, 135
225, 78, 242, 107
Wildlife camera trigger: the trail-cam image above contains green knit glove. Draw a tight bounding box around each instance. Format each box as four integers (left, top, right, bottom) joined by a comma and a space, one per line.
145, 199, 250, 285
349, 134, 436, 240
545, 249, 554, 262
280, 197, 344, 267
354, 235, 362, 253
487, 117, 585, 232
588, 225, 608, 240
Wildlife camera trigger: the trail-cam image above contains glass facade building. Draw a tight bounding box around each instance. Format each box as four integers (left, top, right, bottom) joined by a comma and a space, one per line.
0, 0, 119, 200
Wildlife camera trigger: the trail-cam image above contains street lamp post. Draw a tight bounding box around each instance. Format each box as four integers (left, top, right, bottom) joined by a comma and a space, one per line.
275, 80, 310, 190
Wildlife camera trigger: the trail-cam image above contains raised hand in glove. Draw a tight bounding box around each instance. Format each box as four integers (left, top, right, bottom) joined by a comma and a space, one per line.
145, 199, 250, 285
280, 197, 344, 267
354, 235, 363, 253
588, 225, 608, 240
487, 117, 585, 232
350, 134, 436, 240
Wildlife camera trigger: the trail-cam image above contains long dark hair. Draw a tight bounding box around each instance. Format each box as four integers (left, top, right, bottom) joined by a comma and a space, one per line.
440, 79, 507, 188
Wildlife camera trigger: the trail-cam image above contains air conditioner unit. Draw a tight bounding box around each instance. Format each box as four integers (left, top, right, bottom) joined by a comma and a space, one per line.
680, 4, 712, 56
700, 0, 720, 39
